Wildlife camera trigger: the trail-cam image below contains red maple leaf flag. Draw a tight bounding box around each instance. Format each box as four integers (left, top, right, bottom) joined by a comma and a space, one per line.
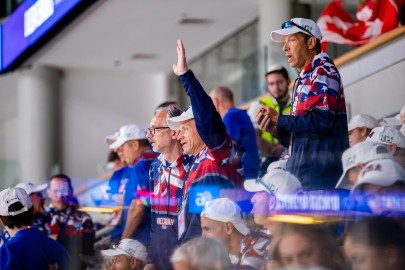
317, 0, 402, 51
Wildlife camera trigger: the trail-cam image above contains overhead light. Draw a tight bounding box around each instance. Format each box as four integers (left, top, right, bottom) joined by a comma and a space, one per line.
131, 53, 158, 60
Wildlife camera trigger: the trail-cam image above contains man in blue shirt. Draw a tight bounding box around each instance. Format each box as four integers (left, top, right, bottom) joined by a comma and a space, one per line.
209, 86, 260, 180
0, 187, 70, 270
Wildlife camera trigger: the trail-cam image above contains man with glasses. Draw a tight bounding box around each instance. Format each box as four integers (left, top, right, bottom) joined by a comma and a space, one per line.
105, 124, 157, 245
146, 106, 194, 270
46, 174, 95, 269
256, 18, 349, 190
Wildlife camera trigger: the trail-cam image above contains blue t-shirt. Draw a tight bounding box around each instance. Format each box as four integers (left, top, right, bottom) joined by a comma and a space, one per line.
223, 107, 260, 179
111, 151, 157, 245
0, 228, 70, 270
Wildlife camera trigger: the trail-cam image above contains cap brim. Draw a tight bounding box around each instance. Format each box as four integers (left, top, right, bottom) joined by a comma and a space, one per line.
352, 177, 398, 193
243, 179, 265, 192
166, 114, 194, 131
101, 249, 126, 258
31, 183, 48, 193
109, 138, 126, 150
335, 173, 352, 190
271, 28, 301, 43
234, 222, 250, 235
105, 134, 118, 146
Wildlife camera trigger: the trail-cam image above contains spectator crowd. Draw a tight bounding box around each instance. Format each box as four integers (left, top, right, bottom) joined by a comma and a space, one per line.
0, 16, 405, 270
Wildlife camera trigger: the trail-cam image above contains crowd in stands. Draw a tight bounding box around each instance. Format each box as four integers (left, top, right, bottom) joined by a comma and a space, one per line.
1, 16, 405, 270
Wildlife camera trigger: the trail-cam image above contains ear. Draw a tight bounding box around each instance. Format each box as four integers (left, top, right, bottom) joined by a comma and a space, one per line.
129, 257, 137, 268
171, 130, 179, 140
224, 222, 234, 235
268, 195, 277, 212
307, 36, 317, 50
388, 144, 397, 154
360, 127, 368, 137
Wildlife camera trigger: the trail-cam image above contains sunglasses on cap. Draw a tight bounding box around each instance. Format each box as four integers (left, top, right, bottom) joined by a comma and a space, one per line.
282, 20, 314, 38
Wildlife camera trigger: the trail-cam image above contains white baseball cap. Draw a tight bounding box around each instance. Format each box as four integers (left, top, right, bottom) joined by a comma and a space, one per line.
244, 169, 302, 202
366, 126, 405, 149
201, 198, 249, 235
0, 187, 33, 216
101, 238, 148, 263
105, 124, 147, 150
15, 182, 48, 195
266, 64, 287, 75
347, 114, 378, 132
267, 160, 287, 172
335, 142, 393, 190
381, 117, 402, 128
352, 159, 405, 192
271, 18, 322, 43
166, 106, 194, 130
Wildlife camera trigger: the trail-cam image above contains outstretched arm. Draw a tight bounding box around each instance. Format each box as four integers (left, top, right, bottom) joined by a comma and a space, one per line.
173, 40, 227, 149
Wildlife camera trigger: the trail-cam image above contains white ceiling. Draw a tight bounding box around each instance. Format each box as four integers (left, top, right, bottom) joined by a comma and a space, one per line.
25, 0, 260, 73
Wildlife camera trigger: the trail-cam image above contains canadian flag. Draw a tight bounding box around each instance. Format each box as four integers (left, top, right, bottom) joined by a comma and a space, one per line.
317, 0, 403, 51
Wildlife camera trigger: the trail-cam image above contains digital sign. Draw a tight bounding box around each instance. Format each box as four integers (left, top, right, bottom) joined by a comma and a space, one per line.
0, 0, 97, 73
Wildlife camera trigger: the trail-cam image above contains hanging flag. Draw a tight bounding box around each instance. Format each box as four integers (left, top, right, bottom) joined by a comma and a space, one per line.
317, 0, 402, 51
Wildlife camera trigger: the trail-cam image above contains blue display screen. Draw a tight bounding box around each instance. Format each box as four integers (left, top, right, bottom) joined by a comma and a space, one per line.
1, 0, 82, 71
0, 24, 2, 72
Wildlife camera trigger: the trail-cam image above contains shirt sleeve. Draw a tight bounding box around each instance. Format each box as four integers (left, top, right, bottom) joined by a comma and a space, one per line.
179, 70, 228, 149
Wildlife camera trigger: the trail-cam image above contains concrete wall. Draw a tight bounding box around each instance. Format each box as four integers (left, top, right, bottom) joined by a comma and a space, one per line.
339, 35, 405, 119
0, 69, 169, 186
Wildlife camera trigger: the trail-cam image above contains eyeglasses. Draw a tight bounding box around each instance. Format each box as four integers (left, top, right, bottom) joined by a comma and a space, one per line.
282, 20, 313, 37
147, 127, 170, 135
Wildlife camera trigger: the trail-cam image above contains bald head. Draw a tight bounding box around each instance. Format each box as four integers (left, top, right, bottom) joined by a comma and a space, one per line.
210, 86, 234, 103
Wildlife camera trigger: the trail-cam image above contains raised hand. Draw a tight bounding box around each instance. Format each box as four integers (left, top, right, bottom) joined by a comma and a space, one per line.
172, 39, 189, 76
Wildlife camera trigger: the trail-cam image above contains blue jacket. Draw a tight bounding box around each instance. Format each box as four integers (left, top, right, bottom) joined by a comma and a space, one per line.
223, 107, 260, 179
277, 53, 349, 189
178, 70, 242, 244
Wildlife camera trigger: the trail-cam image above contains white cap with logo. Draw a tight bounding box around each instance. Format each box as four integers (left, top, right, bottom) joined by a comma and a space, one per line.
335, 141, 393, 190
271, 18, 322, 43
352, 159, 405, 192
166, 106, 194, 130
244, 169, 302, 202
105, 124, 147, 150
347, 114, 378, 132
101, 238, 148, 263
201, 198, 249, 235
0, 187, 33, 216
366, 126, 405, 149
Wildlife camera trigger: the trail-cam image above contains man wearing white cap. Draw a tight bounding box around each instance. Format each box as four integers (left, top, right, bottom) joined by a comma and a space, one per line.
335, 141, 393, 190
0, 187, 70, 270
366, 125, 405, 168
352, 159, 405, 219
244, 169, 302, 232
146, 106, 195, 270
256, 18, 349, 190
0, 182, 48, 247
347, 113, 379, 146
105, 124, 158, 244
247, 64, 291, 175
101, 238, 148, 270
167, 40, 243, 243
201, 198, 269, 270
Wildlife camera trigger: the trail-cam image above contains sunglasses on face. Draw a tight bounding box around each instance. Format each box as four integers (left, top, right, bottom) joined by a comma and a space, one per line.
282, 20, 314, 38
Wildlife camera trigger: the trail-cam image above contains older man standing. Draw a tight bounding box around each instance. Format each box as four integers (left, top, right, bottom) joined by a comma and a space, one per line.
166, 40, 243, 243
257, 18, 349, 190
146, 106, 194, 270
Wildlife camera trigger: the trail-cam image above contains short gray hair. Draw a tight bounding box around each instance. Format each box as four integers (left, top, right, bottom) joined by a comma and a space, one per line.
171, 237, 231, 270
